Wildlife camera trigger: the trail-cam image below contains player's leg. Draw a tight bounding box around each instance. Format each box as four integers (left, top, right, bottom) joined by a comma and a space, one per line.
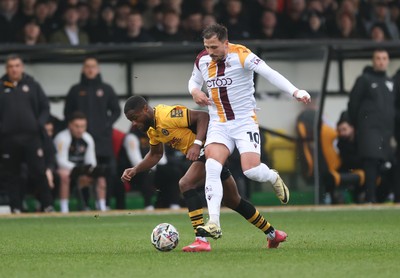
195, 122, 233, 239
58, 169, 71, 213
221, 172, 287, 248
95, 176, 107, 211
179, 161, 211, 252
236, 120, 289, 204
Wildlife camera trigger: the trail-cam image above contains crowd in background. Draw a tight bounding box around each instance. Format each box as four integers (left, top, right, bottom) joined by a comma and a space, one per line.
0, 0, 400, 46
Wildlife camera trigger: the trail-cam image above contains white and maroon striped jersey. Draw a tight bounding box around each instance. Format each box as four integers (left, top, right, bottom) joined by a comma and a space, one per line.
189, 43, 298, 123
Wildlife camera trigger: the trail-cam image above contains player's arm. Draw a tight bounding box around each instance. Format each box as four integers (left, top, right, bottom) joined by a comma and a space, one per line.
186, 109, 209, 161
251, 56, 311, 104
188, 64, 211, 106
121, 143, 164, 182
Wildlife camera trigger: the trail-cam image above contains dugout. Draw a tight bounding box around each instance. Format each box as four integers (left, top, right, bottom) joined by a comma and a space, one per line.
1, 41, 399, 206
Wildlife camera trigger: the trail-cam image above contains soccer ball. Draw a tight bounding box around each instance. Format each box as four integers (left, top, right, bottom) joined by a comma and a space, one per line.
150, 223, 179, 252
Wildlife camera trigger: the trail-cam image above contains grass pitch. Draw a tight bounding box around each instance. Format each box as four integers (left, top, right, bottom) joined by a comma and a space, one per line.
1, 205, 399, 278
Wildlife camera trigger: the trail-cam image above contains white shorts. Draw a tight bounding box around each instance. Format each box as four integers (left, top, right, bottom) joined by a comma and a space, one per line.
205, 117, 261, 155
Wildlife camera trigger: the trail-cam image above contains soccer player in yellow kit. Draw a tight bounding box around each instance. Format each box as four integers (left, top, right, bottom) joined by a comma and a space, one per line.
121, 95, 287, 251
188, 23, 311, 243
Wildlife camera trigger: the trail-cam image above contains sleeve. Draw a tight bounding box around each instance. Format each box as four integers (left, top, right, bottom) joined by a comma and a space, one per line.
188, 63, 204, 94
83, 133, 97, 167
64, 86, 76, 121
106, 84, 122, 125
247, 54, 298, 96
124, 133, 144, 166
36, 82, 50, 127
54, 131, 75, 170
348, 76, 366, 127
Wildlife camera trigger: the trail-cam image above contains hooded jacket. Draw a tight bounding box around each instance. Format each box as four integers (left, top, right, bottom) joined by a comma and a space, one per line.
64, 73, 121, 157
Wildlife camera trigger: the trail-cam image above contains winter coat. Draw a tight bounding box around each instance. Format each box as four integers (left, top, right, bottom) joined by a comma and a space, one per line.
64, 73, 121, 158
348, 66, 395, 160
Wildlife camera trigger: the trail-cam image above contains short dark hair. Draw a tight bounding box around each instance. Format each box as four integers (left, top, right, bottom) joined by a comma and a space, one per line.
68, 111, 87, 122
202, 23, 228, 41
5, 54, 23, 64
124, 95, 148, 114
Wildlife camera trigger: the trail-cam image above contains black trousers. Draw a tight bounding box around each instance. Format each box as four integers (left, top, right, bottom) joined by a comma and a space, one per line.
0, 133, 53, 211
362, 158, 381, 203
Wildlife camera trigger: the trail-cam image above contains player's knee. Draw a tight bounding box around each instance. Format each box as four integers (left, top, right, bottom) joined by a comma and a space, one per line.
178, 177, 193, 193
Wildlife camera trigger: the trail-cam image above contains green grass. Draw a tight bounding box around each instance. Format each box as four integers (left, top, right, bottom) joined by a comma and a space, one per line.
1, 207, 400, 278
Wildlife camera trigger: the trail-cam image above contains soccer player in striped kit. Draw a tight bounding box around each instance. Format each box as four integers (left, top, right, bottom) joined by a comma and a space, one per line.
188, 23, 311, 245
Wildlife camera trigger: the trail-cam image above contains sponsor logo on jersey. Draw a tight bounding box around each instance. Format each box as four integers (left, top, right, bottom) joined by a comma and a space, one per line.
171, 108, 183, 118
250, 57, 261, 65
206, 77, 233, 88
161, 129, 169, 136
79, 90, 86, 96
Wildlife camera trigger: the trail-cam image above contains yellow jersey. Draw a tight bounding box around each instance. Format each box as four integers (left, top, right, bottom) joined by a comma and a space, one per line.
147, 104, 197, 155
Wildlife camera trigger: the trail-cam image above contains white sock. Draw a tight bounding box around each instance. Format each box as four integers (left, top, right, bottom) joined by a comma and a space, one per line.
196, 236, 208, 243
60, 199, 69, 213
243, 163, 278, 183
205, 158, 223, 227
97, 199, 106, 211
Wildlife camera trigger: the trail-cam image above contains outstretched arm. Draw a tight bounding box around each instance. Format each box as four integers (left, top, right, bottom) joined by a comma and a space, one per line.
121, 143, 164, 182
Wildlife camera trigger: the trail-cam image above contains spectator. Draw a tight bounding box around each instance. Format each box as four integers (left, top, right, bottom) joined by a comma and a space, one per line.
253, 9, 285, 39
280, 0, 309, 39
49, 5, 89, 45
219, 0, 252, 40
347, 49, 396, 203
0, 54, 54, 213
140, 0, 162, 29
369, 22, 391, 42
18, 0, 36, 23
54, 111, 107, 213
336, 111, 361, 173
151, 9, 185, 42
64, 57, 121, 209
114, 2, 131, 32
0, 0, 25, 43
16, 20, 46, 45
33, 0, 57, 40
182, 11, 203, 41
389, 1, 400, 31
121, 11, 155, 43
202, 13, 217, 29
297, 10, 328, 39
90, 5, 120, 43
332, 11, 363, 39
364, 1, 399, 40
77, 2, 91, 31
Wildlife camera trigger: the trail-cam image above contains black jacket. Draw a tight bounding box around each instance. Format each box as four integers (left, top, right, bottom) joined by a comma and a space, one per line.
64, 73, 121, 158
393, 69, 400, 146
0, 73, 49, 135
348, 66, 395, 160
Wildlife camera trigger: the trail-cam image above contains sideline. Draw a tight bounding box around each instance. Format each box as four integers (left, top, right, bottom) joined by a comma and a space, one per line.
1, 203, 399, 219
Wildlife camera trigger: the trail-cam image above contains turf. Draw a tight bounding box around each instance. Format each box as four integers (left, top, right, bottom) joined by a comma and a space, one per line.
1, 206, 399, 278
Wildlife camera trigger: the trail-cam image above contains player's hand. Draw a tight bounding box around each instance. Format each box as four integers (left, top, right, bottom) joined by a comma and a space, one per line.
192, 89, 211, 106
121, 167, 137, 182
186, 144, 201, 161
46, 169, 54, 189
294, 90, 311, 104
